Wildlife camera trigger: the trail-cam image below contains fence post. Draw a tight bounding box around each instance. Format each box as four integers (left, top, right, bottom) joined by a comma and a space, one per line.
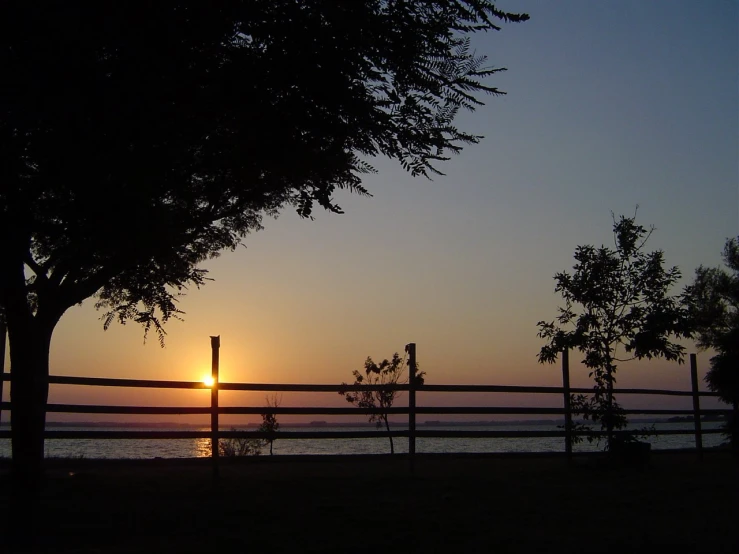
562, 348, 573, 464
0, 317, 5, 426
690, 353, 703, 460
406, 342, 416, 472
211, 335, 220, 479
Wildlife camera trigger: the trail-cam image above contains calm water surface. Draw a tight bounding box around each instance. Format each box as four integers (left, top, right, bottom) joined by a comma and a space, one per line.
0, 422, 727, 459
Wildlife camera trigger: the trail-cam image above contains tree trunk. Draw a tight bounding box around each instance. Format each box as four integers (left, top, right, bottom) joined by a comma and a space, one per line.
606, 366, 614, 450
384, 417, 394, 454
2, 311, 57, 550
8, 319, 55, 489
0, 316, 6, 419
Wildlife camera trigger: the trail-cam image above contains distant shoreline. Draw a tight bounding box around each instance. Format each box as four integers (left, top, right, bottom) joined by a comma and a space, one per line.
0, 417, 723, 429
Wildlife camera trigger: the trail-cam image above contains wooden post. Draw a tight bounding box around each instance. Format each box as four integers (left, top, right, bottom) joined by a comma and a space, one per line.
562, 348, 573, 464
211, 335, 220, 479
406, 342, 416, 472
690, 353, 703, 460
0, 317, 6, 426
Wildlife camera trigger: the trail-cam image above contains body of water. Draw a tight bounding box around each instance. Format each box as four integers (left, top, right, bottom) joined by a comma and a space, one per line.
0, 422, 727, 459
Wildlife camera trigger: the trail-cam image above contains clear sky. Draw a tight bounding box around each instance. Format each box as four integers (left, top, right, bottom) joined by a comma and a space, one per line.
2, 0, 738, 423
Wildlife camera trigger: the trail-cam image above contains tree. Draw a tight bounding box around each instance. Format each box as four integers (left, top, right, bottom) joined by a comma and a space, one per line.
537, 212, 691, 449
258, 394, 281, 456
0, 3, 528, 482
339, 352, 424, 454
683, 237, 739, 448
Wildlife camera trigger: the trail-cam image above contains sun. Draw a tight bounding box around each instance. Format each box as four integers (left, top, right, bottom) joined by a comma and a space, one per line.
203, 375, 215, 387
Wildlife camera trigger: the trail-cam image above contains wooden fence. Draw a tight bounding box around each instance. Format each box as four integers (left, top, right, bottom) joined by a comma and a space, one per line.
0, 339, 731, 473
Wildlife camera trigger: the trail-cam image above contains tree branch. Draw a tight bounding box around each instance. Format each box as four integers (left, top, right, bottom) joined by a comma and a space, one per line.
24, 254, 48, 282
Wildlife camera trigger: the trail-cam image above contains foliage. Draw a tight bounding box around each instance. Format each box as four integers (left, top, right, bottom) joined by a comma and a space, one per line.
565, 394, 625, 447
258, 394, 282, 456
537, 211, 690, 449
564, 393, 654, 448
0, 1, 529, 344
0, 2, 527, 478
219, 429, 263, 457
339, 352, 425, 454
683, 237, 739, 447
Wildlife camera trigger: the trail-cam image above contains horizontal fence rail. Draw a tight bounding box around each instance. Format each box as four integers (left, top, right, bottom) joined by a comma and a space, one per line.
7, 428, 720, 440
0, 428, 726, 441
0, 381, 726, 401
0, 373, 723, 397
0, 344, 734, 469
0, 403, 731, 418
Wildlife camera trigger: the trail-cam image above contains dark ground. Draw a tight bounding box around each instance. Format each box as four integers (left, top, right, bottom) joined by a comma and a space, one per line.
0, 450, 737, 553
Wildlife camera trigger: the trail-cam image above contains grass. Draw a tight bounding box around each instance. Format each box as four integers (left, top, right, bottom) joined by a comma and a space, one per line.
0, 450, 737, 553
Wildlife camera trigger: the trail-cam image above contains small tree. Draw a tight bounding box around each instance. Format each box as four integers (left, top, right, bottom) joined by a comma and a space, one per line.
684, 237, 739, 448
537, 211, 690, 449
340, 353, 424, 454
258, 394, 282, 456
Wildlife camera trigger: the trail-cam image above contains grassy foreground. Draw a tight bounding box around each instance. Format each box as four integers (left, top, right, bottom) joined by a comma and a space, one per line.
0, 451, 737, 553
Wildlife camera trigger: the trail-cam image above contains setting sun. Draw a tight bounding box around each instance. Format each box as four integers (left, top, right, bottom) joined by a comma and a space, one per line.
203, 376, 215, 387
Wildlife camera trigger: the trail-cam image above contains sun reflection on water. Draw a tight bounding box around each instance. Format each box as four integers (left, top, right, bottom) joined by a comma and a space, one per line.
194, 437, 213, 458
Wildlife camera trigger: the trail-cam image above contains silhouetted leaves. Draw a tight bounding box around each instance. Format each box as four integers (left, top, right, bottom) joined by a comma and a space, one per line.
1, 1, 528, 343
537, 210, 690, 449
339, 352, 424, 454
684, 237, 739, 447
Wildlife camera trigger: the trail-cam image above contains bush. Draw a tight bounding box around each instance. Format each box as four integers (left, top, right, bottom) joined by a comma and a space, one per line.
218, 430, 264, 457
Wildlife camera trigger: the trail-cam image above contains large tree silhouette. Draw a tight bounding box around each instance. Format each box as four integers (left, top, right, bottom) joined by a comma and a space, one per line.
684, 238, 739, 448
0, 2, 527, 483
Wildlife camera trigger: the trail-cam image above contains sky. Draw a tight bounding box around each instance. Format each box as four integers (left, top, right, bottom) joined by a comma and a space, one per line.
2, 0, 738, 423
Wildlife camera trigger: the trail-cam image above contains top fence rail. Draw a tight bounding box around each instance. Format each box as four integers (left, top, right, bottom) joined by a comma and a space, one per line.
0, 373, 723, 397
